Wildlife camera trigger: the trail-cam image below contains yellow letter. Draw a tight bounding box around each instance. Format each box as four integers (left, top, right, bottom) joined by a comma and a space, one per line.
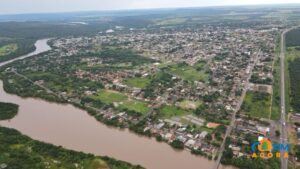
283, 152, 289, 158
252, 153, 258, 158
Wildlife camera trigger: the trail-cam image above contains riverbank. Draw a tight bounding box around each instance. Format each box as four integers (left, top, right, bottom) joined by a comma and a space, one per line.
0, 126, 144, 169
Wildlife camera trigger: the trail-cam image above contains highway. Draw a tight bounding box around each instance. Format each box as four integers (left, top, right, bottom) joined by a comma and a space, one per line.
279, 26, 295, 169
280, 28, 288, 169
279, 25, 300, 169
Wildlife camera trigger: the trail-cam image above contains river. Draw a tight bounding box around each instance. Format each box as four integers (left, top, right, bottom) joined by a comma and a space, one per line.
0, 39, 233, 169
0, 39, 51, 67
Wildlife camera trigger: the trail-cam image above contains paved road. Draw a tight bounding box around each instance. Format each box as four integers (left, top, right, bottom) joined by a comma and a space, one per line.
279, 26, 300, 169
279, 28, 288, 169
212, 49, 261, 169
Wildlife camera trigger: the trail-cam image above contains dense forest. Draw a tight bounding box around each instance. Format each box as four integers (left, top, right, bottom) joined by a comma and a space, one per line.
0, 102, 18, 120
286, 28, 300, 47
0, 127, 144, 169
289, 58, 300, 112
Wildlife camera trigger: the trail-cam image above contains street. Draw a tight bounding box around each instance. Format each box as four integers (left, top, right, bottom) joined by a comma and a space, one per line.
212, 49, 261, 169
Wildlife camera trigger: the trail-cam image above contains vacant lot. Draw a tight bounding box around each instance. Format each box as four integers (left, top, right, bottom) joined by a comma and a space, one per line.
241, 91, 271, 119
177, 100, 202, 110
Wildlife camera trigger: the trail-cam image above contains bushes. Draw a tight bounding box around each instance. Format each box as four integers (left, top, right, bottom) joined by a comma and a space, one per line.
170, 140, 184, 149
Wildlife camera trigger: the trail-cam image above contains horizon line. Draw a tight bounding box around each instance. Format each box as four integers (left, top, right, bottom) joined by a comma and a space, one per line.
0, 2, 300, 16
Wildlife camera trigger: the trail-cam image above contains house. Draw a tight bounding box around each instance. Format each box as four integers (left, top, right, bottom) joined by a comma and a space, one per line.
199, 131, 208, 138
185, 139, 196, 148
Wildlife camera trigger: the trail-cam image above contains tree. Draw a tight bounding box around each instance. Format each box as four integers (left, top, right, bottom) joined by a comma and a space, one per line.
171, 140, 184, 149
275, 130, 280, 137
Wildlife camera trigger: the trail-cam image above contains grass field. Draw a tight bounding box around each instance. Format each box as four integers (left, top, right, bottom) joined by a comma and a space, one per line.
242, 91, 271, 119
92, 89, 128, 104
177, 100, 202, 110
93, 89, 150, 114
119, 100, 150, 114
159, 105, 192, 118
167, 64, 209, 82
123, 77, 151, 89
0, 43, 17, 56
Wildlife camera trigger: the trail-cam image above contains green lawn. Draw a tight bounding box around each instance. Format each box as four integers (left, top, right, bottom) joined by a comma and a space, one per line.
159, 105, 192, 118
120, 100, 150, 114
0, 43, 17, 56
123, 77, 151, 89
242, 92, 271, 119
92, 89, 128, 104
167, 63, 209, 82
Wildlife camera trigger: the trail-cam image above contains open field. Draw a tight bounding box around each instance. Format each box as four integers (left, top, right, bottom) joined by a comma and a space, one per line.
177, 100, 202, 110
119, 100, 150, 114
167, 63, 209, 82
92, 89, 150, 114
123, 77, 151, 89
241, 91, 271, 119
92, 89, 128, 104
0, 43, 17, 56
159, 105, 192, 118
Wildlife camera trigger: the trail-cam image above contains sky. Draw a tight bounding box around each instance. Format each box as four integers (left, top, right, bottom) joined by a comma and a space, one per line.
0, 0, 299, 15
